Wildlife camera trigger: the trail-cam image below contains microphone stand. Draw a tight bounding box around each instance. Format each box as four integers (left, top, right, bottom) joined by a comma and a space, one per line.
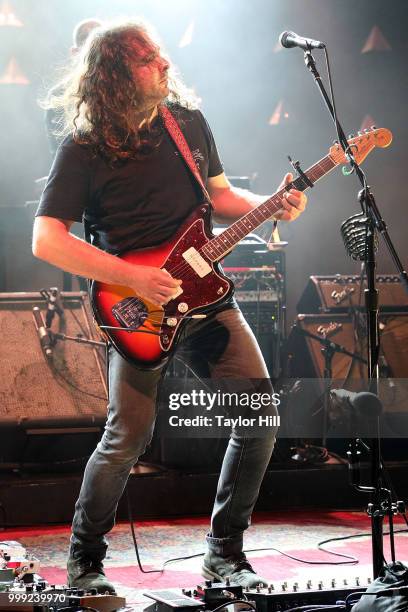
32, 298, 107, 397
50, 330, 106, 349
294, 326, 367, 447
36, 290, 107, 352
302, 48, 408, 578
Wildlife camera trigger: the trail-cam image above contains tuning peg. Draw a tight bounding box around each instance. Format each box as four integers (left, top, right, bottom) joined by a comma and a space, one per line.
357, 131, 363, 136
371, 125, 377, 130
348, 134, 354, 139
333, 139, 339, 145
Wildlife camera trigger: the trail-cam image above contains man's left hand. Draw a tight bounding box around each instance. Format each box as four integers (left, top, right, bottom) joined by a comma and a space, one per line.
274, 173, 307, 222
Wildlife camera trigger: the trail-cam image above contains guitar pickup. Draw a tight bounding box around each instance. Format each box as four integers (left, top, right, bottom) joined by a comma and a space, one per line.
181, 247, 212, 278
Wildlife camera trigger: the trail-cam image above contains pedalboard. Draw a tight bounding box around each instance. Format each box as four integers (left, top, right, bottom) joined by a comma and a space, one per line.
144, 576, 371, 611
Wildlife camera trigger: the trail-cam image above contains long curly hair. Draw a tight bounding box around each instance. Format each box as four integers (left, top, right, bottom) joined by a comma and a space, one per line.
45, 19, 199, 163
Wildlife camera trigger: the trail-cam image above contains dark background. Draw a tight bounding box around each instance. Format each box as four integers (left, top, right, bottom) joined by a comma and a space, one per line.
0, 0, 406, 326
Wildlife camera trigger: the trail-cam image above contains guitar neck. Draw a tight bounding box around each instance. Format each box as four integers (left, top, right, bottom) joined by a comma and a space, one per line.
201, 153, 337, 262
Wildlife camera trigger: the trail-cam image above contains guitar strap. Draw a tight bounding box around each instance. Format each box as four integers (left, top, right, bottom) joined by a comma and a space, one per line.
84, 105, 212, 247
160, 105, 278, 242
159, 105, 213, 207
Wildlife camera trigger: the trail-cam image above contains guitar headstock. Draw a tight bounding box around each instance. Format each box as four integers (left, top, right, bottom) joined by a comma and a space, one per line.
329, 127, 392, 165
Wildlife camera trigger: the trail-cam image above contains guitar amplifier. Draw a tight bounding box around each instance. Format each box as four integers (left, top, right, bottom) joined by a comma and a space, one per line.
288, 312, 408, 380
297, 274, 408, 313
0, 291, 107, 426
219, 231, 286, 271
286, 312, 408, 451
223, 266, 284, 379
0, 292, 108, 467
218, 232, 286, 379
220, 231, 286, 332
223, 267, 282, 335
288, 314, 358, 380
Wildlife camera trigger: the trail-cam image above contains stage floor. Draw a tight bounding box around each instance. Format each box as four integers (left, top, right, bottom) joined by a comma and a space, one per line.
3, 511, 408, 611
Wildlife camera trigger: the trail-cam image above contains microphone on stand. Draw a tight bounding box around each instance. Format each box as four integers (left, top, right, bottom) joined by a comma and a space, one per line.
45, 287, 62, 328
32, 307, 54, 359
40, 287, 63, 328
279, 30, 325, 51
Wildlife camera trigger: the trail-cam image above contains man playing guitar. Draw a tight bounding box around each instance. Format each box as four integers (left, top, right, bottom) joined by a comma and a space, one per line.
33, 19, 307, 593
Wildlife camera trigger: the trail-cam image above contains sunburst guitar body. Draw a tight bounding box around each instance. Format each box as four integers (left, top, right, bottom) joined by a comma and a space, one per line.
91, 203, 233, 369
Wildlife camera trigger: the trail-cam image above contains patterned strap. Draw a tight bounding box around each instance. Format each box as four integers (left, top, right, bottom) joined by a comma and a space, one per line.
159, 105, 212, 205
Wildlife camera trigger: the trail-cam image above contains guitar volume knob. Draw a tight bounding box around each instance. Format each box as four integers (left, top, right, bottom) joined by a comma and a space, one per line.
178, 302, 188, 313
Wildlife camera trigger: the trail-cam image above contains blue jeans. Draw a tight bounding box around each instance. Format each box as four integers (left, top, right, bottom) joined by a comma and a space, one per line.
71, 307, 277, 559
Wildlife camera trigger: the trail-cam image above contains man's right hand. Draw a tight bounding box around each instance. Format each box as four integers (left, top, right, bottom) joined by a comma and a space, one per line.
130, 266, 182, 306
33, 217, 182, 307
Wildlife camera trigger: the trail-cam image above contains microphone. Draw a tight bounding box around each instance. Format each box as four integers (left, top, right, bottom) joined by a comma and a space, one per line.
330, 389, 383, 419
32, 307, 54, 359
41, 287, 63, 328
279, 30, 325, 51
351, 391, 383, 419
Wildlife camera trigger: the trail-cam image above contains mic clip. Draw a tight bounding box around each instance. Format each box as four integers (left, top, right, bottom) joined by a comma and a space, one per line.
40, 287, 64, 329
287, 155, 314, 189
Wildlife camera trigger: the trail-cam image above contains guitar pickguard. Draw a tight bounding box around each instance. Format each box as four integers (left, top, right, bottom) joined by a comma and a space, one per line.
158, 216, 232, 352
91, 204, 233, 368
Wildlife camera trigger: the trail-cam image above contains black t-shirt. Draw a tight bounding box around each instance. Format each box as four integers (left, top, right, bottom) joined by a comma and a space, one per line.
36, 107, 223, 254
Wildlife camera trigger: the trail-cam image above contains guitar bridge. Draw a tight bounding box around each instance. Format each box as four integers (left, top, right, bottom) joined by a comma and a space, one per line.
112, 297, 148, 330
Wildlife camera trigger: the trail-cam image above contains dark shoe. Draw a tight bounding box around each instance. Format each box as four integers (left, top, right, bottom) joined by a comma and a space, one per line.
67, 553, 116, 594
202, 551, 268, 588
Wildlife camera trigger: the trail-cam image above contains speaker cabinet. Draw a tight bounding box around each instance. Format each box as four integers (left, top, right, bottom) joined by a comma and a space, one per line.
288, 313, 362, 380
287, 311, 408, 441
288, 312, 408, 381
0, 292, 107, 427
297, 274, 408, 314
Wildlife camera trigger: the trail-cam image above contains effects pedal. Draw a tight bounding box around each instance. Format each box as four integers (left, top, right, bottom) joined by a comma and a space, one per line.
143, 588, 206, 611
144, 581, 255, 612
195, 579, 243, 606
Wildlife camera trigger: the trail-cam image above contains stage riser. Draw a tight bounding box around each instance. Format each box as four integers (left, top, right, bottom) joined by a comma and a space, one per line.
1, 463, 408, 526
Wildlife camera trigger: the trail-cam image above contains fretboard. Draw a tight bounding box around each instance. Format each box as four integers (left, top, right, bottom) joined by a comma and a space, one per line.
201, 154, 337, 262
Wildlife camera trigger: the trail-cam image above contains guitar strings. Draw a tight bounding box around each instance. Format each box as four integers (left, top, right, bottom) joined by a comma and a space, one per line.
163, 154, 332, 281
163, 155, 332, 275
164, 154, 335, 279
107, 195, 288, 330
157, 189, 287, 280
104, 154, 342, 335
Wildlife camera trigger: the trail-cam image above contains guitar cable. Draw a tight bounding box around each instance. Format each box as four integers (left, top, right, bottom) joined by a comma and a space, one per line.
125, 486, 163, 575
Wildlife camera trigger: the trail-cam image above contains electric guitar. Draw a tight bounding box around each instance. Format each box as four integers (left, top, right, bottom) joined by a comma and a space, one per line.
90, 128, 392, 369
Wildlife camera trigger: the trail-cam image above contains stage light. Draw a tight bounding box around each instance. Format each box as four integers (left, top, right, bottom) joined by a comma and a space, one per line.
359, 114, 377, 132
0, 0, 23, 27
0, 57, 29, 84
269, 101, 290, 125
361, 25, 391, 53
268, 100, 283, 125
178, 20, 195, 48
